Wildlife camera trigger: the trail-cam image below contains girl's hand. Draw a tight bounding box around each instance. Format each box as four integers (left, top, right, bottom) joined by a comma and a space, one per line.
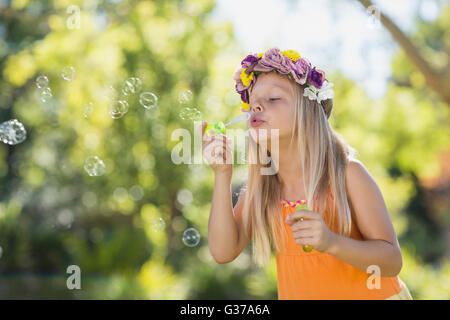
200, 121, 233, 177
285, 209, 336, 253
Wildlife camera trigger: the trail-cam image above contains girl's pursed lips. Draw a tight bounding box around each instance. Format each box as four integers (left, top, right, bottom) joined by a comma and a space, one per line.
250, 115, 264, 127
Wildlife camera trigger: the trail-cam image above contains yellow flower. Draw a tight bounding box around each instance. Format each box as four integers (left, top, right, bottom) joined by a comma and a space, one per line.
241, 101, 250, 112
240, 68, 254, 87
281, 50, 301, 62
257, 52, 264, 58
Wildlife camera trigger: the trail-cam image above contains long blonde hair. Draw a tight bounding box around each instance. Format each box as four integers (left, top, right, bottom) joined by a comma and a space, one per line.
240, 72, 358, 267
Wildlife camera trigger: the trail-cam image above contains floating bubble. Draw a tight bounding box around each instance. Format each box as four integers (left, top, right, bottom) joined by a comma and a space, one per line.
61, 66, 76, 81
179, 107, 202, 121
36, 75, 49, 89
0, 246, 2, 259
178, 90, 193, 104
139, 92, 157, 109
0, 119, 27, 145
84, 155, 106, 176
83, 102, 94, 118
151, 217, 166, 232
39, 87, 53, 103
182, 227, 200, 247
122, 77, 142, 96
139, 92, 158, 109
109, 100, 129, 119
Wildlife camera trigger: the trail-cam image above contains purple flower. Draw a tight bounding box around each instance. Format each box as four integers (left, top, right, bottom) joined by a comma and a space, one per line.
308, 68, 326, 89
289, 58, 311, 85
241, 54, 259, 68
254, 47, 291, 74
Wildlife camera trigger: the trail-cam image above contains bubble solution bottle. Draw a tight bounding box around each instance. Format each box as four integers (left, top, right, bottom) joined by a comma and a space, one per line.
204, 112, 251, 137
295, 202, 314, 253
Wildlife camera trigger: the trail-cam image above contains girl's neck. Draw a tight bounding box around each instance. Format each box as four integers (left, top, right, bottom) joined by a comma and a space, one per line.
270, 137, 307, 198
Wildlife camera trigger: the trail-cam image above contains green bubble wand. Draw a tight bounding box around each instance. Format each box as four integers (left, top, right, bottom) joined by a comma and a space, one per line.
295, 202, 314, 253
204, 112, 251, 137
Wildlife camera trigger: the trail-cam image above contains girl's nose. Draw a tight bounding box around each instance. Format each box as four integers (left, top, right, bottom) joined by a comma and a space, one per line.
251, 103, 263, 113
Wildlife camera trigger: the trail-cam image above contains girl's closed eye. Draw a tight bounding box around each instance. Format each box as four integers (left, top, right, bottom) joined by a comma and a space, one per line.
269, 97, 280, 102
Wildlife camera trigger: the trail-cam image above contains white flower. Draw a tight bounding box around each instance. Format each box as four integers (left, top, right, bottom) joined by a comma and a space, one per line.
303, 80, 334, 104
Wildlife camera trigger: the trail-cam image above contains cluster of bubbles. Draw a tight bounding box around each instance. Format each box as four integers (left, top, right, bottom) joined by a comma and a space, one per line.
151, 217, 166, 232
36, 75, 53, 103
84, 155, 106, 176
179, 107, 202, 121
150, 217, 200, 247
108, 100, 129, 119
31, 73, 203, 249
0, 119, 27, 145
178, 89, 202, 121
107, 77, 158, 119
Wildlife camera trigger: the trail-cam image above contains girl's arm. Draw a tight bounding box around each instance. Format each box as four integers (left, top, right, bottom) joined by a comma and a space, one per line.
326, 160, 403, 277
201, 120, 250, 264
208, 174, 250, 263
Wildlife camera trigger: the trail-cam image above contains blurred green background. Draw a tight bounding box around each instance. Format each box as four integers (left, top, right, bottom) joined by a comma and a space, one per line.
0, 0, 449, 299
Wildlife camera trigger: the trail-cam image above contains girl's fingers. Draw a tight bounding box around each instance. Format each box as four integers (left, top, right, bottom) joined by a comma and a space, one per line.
295, 237, 314, 246
202, 133, 229, 146
290, 220, 315, 232
293, 229, 315, 239
200, 121, 207, 139
202, 136, 230, 155
285, 210, 319, 225
203, 141, 229, 164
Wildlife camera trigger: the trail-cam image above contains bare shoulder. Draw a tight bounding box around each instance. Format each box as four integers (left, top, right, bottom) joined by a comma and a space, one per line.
344, 159, 397, 240
345, 158, 373, 188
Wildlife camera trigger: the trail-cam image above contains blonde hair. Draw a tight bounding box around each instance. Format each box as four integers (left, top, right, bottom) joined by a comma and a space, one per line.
240, 72, 358, 267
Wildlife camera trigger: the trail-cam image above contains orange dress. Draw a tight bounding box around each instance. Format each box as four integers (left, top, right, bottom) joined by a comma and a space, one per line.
276, 186, 413, 300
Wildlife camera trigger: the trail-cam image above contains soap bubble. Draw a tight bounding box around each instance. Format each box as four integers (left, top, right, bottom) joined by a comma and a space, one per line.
139, 92, 158, 109
36, 75, 49, 89
122, 77, 142, 96
61, 66, 76, 81
182, 227, 200, 247
39, 87, 53, 103
0, 246, 2, 259
109, 100, 129, 119
178, 90, 193, 104
151, 217, 166, 232
0, 119, 27, 145
84, 155, 106, 176
179, 107, 202, 121
83, 102, 94, 118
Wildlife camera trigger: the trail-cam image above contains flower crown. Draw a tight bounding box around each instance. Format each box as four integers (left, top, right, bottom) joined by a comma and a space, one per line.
233, 47, 334, 112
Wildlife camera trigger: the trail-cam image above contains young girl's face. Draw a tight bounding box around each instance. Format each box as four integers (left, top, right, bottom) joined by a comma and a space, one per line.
248, 72, 296, 143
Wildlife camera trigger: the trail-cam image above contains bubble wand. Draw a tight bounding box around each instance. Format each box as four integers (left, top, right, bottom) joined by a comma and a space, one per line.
295, 202, 314, 253
204, 112, 251, 137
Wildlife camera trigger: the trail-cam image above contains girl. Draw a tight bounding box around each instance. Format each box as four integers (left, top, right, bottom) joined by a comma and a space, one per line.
201, 47, 413, 300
